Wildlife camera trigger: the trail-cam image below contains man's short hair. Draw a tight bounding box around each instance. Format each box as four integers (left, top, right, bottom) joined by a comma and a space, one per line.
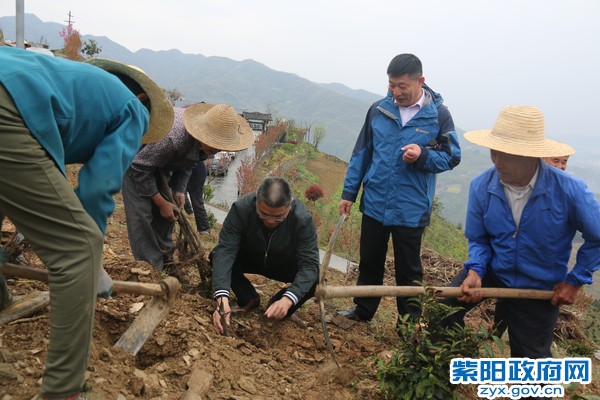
111, 71, 151, 111
387, 54, 422, 80
256, 177, 292, 208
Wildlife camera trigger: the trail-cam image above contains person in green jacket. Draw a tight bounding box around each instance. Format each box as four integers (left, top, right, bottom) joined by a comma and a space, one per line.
211, 177, 320, 334
0, 47, 172, 399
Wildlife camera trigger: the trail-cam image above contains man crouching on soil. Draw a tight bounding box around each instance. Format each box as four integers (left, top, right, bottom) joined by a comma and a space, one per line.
211, 177, 320, 334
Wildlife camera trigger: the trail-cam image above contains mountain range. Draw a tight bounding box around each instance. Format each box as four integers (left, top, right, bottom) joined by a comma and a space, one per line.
1, 14, 599, 226
0, 14, 381, 163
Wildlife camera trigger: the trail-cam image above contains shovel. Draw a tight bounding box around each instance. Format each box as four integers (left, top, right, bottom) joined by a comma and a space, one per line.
1, 262, 181, 355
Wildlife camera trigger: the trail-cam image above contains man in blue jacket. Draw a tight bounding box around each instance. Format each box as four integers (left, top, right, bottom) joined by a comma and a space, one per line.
337, 53, 461, 322
444, 105, 600, 358
0, 47, 172, 399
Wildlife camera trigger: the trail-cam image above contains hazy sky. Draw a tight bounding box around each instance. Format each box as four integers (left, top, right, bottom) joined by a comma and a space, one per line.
2, 0, 600, 147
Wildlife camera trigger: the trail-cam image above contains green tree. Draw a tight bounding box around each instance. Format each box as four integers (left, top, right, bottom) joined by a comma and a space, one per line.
312, 125, 326, 149
81, 39, 102, 58
377, 287, 495, 400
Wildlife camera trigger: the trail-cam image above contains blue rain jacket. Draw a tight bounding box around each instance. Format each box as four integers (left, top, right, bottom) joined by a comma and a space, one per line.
341, 84, 461, 227
465, 161, 600, 289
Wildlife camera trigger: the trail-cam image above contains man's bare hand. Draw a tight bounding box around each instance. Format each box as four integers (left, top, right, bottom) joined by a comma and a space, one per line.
152, 193, 180, 222
212, 297, 231, 335
551, 282, 582, 306
339, 199, 353, 215
401, 144, 421, 164
174, 192, 186, 208
158, 202, 179, 222
458, 270, 483, 303
264, 297, 293, 320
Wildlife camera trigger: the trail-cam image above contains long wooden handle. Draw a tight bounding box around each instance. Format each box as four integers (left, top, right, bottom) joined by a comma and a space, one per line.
2, 262, 165, 297
319, 213, 347, 283
315, 285, 554, 300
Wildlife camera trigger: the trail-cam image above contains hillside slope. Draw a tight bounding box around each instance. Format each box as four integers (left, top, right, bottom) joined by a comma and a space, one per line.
1, 142, 599, 398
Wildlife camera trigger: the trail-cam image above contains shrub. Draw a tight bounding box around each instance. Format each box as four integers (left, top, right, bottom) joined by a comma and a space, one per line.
377, 288, 491, 399
305, 184, 324, 204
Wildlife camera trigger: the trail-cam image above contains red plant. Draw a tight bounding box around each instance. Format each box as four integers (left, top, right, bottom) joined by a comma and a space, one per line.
59, 24, 82, 60
236, 156, 259, 197
305, 184, 324, 204
255, 123, 286, 160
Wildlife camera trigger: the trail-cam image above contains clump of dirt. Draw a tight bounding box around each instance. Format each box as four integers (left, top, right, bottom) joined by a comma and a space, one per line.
1, 207, 402, 399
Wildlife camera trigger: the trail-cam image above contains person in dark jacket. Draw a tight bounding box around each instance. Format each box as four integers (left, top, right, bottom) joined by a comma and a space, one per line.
212, 177, 320, 334
122, 103, 254, 272
0, 49, 172, 399
337, 53, 461, 322
443, 105, 600, 359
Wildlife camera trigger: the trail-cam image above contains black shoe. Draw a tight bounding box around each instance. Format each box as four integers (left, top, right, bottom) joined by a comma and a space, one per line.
336, 307, 371, 322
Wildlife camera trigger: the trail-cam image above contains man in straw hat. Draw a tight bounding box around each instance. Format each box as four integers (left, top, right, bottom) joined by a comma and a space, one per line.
441, 105, 600, 359
0, 47, 172, 399
543, 153, 571, 171
493, 139, 574, 339
337, 53, 461, 322
122, 103, 254, 273
211, 176, 320, 334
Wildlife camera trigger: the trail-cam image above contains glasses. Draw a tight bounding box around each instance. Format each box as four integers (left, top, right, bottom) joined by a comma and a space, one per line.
256, 207, 290, 223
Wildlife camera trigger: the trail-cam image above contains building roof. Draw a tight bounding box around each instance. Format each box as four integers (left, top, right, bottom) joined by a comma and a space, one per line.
241, 111, 272, 122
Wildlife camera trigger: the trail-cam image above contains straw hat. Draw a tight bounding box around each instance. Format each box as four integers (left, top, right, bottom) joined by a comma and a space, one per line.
464, 105, 575, 157
183, 104, 255, 151
85, 58, 174, 144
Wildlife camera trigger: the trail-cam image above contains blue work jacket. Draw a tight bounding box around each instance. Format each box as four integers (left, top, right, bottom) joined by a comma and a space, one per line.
342, 85, 461, 227
0, 47, 149, 234
465, 161, 600, 289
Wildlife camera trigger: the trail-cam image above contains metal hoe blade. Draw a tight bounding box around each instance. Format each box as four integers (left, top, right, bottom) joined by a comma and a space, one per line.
114, 277, 180, 355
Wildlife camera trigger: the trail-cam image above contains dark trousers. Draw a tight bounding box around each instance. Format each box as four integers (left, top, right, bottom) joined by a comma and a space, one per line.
354, 214, 425, 320
229, 257, 317, 317
122, 173, 175, 271
186, 162, 209, 232
442, 270, 559, 358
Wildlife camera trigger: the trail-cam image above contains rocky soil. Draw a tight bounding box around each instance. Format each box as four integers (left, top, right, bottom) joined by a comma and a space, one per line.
1, 163, 598, 399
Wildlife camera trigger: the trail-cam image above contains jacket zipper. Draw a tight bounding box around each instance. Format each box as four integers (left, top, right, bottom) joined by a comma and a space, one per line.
264, 230, 277, 269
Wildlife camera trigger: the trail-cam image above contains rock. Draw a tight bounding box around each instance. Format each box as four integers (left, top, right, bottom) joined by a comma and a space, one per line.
129, 302, 145, 313
0, 363, 17, 380
133, 368, 149, 380
182, 360, 213, 400
209, 351, 221, 362
237, 377, 257, 395
99, 347, 113, 362
131, 267, 151, 276
129, 376, 145, 396
267, 360, 280, 370
156, 362, 168, 372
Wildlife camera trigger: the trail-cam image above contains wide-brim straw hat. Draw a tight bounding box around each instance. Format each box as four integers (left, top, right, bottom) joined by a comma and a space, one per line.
464, 105, 575, 157
85, 58, 174, 144
183, 104, 255, 151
